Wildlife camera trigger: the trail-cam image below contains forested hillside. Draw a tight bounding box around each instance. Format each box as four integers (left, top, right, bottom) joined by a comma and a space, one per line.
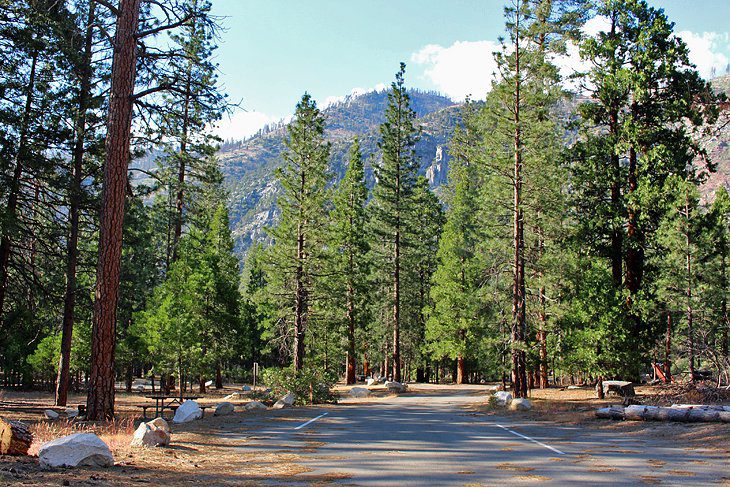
219, 90, 458, 251
221, 78, 730, 255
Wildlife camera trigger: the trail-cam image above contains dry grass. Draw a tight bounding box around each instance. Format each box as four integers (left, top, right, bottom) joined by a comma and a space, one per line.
0, 389, 326, 486
27, 417, 136, 456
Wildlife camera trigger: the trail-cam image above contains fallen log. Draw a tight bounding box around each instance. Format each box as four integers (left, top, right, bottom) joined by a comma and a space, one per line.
595, 406, 625, 420
596, 405, 730, 423
0, 417, 33, 455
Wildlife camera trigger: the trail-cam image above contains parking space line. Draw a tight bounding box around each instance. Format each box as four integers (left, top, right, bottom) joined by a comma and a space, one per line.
295, 412, 329, 430
494, 424, 566, 455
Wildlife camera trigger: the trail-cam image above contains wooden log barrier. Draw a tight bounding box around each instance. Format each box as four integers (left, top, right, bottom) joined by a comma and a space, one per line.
0, 417, 33, 455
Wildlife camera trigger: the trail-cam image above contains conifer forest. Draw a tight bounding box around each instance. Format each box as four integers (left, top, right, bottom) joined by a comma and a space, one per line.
1, 0, 729, 427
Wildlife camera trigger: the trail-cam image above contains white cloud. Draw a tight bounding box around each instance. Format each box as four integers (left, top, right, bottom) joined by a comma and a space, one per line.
212, 109, 284, 141
677, 31, 730, 79
323, 83, 388, 108
411, 40, 500, 101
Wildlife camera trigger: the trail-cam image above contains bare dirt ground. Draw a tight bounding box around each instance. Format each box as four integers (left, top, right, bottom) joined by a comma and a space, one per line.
2, 383, 729, 486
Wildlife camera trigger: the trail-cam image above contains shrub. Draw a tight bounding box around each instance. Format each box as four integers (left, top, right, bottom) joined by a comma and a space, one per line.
262, 366, 337, 405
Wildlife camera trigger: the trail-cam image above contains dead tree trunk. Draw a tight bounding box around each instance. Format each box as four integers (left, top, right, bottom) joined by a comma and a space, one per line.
86, 0, 142, 421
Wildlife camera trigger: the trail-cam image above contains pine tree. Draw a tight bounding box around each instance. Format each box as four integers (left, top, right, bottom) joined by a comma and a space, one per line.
572, 0, 720, 377
426, 103, 483, 384
328, 138, 370, 384
403, 176, 443, 381
267, 94, 331, 370
370, 63, 420, 383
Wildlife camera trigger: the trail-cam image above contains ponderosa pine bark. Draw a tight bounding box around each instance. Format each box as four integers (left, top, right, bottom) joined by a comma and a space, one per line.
86, 0, 141, 421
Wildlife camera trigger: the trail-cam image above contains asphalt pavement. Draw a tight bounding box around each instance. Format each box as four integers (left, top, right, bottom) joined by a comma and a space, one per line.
235, 386, 729, 486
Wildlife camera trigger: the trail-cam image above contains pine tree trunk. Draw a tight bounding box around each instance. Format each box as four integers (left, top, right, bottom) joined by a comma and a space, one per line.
215, 363, 223, 389
456, 355, 466, 384
664, 312, 673, 381
171, 72, 192, 263
0, 50, 38, 327
57, 0, 96, 407
511, 12, 528, 399
686, 190, 695, 382
539, 285, 549, 389
87, 0, 141, 421
609, 18, 622, 286
346, 279, 356, 384
393, 232, 401, 382
293, 165, 307, 370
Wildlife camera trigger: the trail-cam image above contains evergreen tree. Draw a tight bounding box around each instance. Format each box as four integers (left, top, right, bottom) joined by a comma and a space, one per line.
327, 138, 370, 384
572, 0, 719, 377
403, 176, 443, 381
370, 63, 420, 383
267, 93, 331, 370
133, 201, 242, 393
426, 103, 483, 384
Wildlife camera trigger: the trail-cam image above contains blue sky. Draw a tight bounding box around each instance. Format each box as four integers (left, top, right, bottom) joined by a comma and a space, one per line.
209, 0, 730, 140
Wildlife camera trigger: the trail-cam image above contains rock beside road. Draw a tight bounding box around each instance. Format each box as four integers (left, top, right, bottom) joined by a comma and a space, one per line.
385, 381, 407, 393
39, 433, 114, 468
509, 398, 532, 411
350, 387, 371, 398
214, 402, 235, 416
173, 400, 203, 424
492, 391, 513, 407
274, 392, 296, 409
244, 401, 267, 411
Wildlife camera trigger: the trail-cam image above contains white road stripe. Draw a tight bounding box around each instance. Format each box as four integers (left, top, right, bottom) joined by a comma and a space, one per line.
294, 412, 328, 430
494, 424, 566, 455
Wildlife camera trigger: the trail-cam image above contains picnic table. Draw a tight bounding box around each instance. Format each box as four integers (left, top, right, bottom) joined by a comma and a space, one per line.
143, 395, 200, 419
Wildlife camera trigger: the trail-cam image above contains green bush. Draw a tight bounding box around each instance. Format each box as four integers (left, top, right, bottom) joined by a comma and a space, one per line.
262, 366, 338, 405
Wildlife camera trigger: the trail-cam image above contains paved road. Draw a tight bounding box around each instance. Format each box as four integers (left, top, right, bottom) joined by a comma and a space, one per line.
236, 387, 729, 486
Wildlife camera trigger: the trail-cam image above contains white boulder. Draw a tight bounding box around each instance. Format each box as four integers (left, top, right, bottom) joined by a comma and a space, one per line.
366, 378, 377, 386
273, 392, 296, 409
130, 421, 170, 448
38, 433, 113, 468
385, 381, 406, 393
244, 401, 267, 411
172, 400, 202, 424
349, 387, 371, 398
44, 409, 59, 420
65, 408, 79, 418
205, 380, 213, 387
223, 393, 241, 401
509, 398, 532, 411
214, 402, 235, 416
492, 391, 513, 407
148, 417, 171, 434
